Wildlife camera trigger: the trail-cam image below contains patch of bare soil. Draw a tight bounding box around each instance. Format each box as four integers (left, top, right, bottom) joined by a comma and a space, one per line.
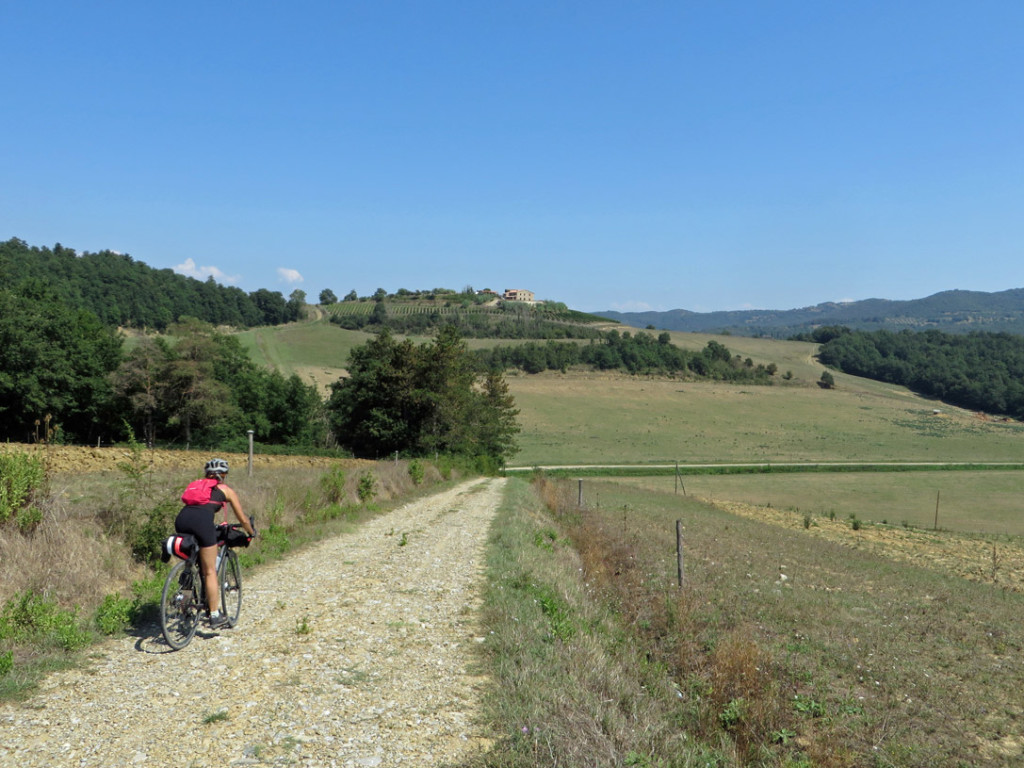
706, 498, 1024, 592
0, 443, 371, 475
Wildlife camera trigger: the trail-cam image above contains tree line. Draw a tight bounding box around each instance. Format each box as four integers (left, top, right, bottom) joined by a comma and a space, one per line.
476, 331, 779, 380
0, 290, 324, 448
0, 286, 522, 465
817, 327, 1024, 418
0, 238, 303, 330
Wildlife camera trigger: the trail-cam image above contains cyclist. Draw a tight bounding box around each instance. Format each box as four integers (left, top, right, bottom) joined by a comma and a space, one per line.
175, 458, 255, 628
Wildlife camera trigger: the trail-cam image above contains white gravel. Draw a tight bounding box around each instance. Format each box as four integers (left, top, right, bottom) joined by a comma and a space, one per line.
0, 478, 505, 767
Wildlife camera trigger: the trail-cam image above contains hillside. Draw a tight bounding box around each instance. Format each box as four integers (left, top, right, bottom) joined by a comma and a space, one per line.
597, 288, 1024, 337
0, 237, 302, 330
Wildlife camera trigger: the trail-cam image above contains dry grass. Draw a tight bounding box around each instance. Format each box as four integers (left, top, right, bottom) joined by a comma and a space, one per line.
0, 511, 145, 610
552, 476, 1024, 766
0, 457, 447, 614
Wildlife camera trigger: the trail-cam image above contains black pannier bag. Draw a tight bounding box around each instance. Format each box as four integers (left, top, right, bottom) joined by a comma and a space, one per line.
218, 525, 251, 548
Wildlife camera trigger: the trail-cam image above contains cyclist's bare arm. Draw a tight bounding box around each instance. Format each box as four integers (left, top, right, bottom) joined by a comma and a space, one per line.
220, 484, 256, 537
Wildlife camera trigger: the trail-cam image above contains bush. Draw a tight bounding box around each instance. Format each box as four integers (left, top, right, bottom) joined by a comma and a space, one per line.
95, 593, 134, 635
320, 466, 347, 504
0, 452, 45, 526
0, 591, 91, 651
357, 472, 378, 503
130, 501, 178, 565
407, 460, 425, 486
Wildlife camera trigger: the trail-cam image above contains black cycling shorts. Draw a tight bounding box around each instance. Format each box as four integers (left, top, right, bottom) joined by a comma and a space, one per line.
175, 506, 219, 548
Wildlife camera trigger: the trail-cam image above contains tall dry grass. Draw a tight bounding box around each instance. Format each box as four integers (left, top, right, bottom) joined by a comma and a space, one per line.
0, 457, 448, 613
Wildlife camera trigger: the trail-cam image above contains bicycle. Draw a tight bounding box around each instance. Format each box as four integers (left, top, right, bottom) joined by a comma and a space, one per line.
159, 518, 254, 650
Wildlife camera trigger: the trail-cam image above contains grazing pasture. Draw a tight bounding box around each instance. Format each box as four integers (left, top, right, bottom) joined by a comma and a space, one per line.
613, 470, 1024, 536
505, 371, 1024, 466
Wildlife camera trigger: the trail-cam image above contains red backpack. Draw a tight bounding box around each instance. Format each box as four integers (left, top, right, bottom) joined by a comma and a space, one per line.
181, 478, 221, 506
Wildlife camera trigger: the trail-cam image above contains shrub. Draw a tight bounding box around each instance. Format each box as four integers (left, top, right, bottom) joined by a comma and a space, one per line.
130, 501, 178, 565
357, 472, 378, 504
95, 593, 134, 635
319, 467, 347, 504
0, 452, 45, 526
0, 591, 91, 651
407, 460, 425, 486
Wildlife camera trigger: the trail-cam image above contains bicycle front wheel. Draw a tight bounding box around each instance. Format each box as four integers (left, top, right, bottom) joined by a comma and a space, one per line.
219, 549, 242, 627
160, 560, 201, 650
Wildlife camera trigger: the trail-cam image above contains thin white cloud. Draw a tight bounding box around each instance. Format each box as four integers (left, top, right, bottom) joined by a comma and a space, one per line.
174, 257, 241, 284
277, 267, 304, 284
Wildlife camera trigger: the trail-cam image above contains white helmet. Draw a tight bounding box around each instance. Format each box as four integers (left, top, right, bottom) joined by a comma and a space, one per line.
204, 458, 229, 475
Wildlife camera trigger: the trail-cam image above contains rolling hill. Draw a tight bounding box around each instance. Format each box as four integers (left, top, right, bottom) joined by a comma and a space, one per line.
596, 288, 1024, 337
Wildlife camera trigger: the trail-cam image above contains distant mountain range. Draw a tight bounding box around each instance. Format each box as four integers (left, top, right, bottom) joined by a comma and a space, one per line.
595, 289, 1024, 338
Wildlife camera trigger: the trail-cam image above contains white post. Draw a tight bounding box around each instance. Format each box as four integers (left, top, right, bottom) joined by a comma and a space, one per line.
247, 430, 255, 477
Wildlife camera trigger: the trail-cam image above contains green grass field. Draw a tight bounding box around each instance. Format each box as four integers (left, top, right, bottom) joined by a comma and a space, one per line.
234, 318, 1024, 538
504, 372, 1024, 466
610, 470, 1024, 535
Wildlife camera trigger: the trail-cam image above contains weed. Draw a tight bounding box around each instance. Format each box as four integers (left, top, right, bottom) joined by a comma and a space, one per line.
802, 514, 811, 530
534, 528, 558, 550
408, 459, 425, 486
0, 591, 91, 651
792, 695, 825, 718
772, 728, 797, 745
357, 471, 378, 503
202, 709, 229, 724
0, 451, 45, 527
319, 467, 346, 504
398, 532, 408, 547
94, 593, 134, 635
295, 615, 311, 635
719, 697, 747, 730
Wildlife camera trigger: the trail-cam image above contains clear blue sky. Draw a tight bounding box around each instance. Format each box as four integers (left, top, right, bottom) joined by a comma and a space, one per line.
3, 2, 1022, 313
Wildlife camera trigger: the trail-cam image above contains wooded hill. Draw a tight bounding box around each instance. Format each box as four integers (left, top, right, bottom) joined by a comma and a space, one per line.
817, 327, 1024, 420
598, 288, 1024, 337
0, 238, 302, 330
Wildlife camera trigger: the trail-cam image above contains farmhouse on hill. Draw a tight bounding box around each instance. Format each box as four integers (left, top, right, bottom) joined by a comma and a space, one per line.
502, 288, 535, 302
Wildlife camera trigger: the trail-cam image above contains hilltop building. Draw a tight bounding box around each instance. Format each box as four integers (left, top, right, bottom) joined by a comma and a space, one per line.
502, 288, 535, 302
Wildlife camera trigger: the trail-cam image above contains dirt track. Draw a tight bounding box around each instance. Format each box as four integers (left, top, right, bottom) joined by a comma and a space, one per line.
0, 478, 504, 767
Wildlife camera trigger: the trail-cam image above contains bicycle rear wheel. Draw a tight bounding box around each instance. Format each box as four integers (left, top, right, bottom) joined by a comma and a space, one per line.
160, 560, 201, 649
219, 549, 242, 627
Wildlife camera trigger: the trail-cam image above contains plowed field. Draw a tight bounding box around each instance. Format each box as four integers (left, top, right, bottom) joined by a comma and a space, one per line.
0, 444, 369, 474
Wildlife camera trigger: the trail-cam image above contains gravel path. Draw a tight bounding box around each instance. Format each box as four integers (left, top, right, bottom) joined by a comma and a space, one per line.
0, 478, 505, 768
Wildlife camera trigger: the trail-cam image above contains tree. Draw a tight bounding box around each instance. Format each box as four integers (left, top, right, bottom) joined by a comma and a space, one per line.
326, 326, 520, 464
344, 289, 359, 302
287, 289, 306, 321
326, 329, 421, 456
0, 288, 122, 442
319, 289, 338, 305
249, 288, 289, 325
112, 336, 170, 447
162, 318, 237, 444
819, 370, 836, 389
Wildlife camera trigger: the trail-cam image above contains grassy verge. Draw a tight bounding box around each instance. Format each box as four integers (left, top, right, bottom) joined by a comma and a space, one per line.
467, 476, 1024, 766
463, 477, 690, 767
